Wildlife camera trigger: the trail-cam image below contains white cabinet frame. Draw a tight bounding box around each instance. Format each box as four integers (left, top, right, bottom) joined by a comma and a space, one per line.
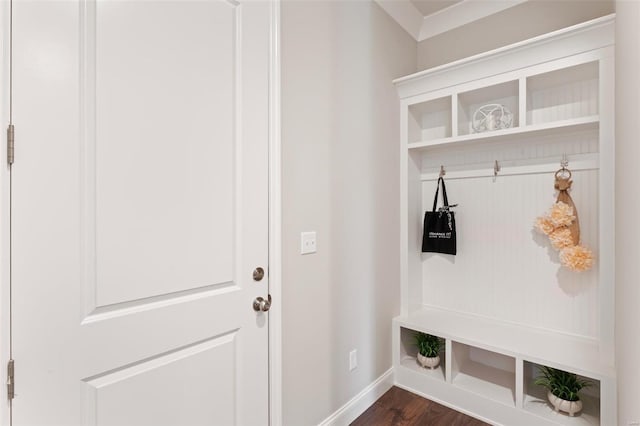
394, 15, 616, 426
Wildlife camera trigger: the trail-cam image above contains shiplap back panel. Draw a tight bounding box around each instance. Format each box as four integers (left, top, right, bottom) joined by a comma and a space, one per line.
421, 168, 599, 338
411, 97, 451, 141
527, 61, 599, 125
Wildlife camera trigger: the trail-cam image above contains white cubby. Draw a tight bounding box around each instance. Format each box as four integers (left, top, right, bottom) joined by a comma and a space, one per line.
393, 15, 616, 426
523, 361, 601, 426
451, 342, 516, 407
527, 61, 599, 126
399, 327, 446, 382
408, 96, 452, 144
457, 80, 519, 136
393, 315, 610, 425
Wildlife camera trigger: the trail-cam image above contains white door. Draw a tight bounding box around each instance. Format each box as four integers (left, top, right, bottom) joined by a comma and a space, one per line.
9, 1, 272, 425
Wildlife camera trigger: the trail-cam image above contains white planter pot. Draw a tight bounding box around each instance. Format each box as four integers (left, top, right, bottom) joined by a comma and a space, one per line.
547, 391, 583, 417
417, 353, 440, 369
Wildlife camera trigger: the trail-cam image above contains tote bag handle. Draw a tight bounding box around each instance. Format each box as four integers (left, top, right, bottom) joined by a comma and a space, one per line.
432, 177, 450, 212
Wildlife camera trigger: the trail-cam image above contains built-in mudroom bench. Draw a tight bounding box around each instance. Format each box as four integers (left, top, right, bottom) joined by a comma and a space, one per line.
392, 15, 616, 426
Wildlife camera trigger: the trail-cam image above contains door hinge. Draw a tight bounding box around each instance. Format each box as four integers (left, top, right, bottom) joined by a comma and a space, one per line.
6, 359, 14, 401
7, 124, 15, 165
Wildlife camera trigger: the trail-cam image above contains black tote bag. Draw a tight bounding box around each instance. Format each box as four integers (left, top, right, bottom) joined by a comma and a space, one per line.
422, 177, 457, 255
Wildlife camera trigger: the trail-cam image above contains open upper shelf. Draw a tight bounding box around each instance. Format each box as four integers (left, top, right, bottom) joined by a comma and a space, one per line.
527, 62, 599, 126
409, 96, 451, 143
407, 115, 599, 151
406, 60, 601, 150
394, 307, 614, 379
458, 80, 519, 136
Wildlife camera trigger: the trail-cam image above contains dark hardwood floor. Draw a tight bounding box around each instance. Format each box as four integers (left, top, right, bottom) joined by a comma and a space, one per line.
351, 386, 490, 426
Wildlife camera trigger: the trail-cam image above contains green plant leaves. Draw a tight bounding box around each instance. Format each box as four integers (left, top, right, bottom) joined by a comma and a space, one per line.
533, 366, 591, 402
413, 332, 443, 358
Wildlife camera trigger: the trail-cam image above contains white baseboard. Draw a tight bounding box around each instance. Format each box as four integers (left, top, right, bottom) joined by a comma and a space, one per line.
318, 368, 394, 426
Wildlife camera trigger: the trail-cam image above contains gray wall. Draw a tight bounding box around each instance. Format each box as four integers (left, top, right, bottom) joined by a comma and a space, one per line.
615, 1, 640, 424
417, 0, 614, 70
281, 1, 416, 424
280, 1, 635, 424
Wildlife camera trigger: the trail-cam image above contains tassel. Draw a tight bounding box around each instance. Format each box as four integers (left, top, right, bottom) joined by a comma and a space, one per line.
554, 171, 580, 246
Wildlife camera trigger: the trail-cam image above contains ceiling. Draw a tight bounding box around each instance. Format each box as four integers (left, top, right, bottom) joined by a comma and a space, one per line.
410, 0, 462, 17
376, 0, 528, 41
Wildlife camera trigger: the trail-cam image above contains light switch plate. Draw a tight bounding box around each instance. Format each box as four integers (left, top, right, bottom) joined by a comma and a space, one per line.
349, 350, 357, 371
300, 231, 317, 254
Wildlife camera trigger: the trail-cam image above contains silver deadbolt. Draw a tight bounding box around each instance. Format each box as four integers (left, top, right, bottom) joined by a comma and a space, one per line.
253, 294, 272, 312
253, 267, 265, 281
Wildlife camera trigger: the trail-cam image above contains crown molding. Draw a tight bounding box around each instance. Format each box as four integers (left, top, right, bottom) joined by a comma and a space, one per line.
375, 0, 424, 40
376, 0, 529, 42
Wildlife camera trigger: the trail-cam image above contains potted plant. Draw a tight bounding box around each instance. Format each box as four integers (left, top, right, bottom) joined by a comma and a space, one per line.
414, 332, 443, 369
534, 366, 591, 416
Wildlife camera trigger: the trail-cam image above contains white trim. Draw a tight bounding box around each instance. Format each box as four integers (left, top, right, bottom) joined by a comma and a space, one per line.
318, 368, 394, 426
394, 14, 615, 86
597, 52, 616, 370
0, 0, 10, 424
373, 0, 423, 41
268, 1, 282, 425
419, 0, 527, 41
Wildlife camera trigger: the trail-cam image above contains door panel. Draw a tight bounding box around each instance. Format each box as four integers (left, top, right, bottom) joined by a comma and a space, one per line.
11, 1, 271, 425
83, 333, 237, 426
89, 0, 237, 306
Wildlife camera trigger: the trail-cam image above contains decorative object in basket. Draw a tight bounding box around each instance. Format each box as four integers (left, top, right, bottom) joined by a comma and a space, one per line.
414, 332, 443, 369
534, 366, 592, 417
472, 103, 513, 133
534, 161, 594, 272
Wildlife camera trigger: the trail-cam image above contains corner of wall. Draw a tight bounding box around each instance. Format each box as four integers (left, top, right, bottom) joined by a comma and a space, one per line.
280, 1, 415, 424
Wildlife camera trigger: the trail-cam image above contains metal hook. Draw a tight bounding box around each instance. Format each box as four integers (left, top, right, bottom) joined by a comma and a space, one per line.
439, 165, 446, 178
494, 160, 501, 177
557, 154, 571, 179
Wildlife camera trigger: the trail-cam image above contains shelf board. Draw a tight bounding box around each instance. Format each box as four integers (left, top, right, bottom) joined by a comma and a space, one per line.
407, 116, 599, 151
400, 356, 446, 382
523, 393, 600, 426
394, 307, 615, 379
395, 370, 560, 426
453, 360, 516, 407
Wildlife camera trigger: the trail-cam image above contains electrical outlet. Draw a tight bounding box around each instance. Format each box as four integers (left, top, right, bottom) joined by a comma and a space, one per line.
349, 350, 357, 371
300, 231, 317, 255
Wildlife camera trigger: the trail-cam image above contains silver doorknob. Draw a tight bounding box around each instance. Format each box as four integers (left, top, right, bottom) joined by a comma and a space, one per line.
253, 267, 265, 281
253, 294, 272, 312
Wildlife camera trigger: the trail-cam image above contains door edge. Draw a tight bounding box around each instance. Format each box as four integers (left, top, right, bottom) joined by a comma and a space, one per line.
0, 0, 12, 423
268, 1, 282, 425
